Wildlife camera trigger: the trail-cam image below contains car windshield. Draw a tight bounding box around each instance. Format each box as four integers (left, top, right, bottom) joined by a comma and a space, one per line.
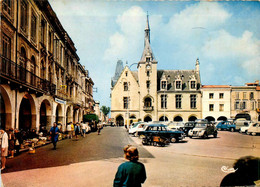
196, 123, 207, 128
132, 123, 140, 128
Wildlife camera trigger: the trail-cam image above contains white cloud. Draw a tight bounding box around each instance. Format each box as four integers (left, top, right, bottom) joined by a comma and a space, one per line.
104, 6, 146, 63
166, 2, 231, 39
203, 30, 260, 59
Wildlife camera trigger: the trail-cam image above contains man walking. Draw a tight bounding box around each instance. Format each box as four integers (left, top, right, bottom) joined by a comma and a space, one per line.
0, 128, 9, 170
50, 122, 59, 150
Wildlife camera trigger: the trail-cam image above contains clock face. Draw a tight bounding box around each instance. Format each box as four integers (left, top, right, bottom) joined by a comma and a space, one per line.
146, 64, 151, 70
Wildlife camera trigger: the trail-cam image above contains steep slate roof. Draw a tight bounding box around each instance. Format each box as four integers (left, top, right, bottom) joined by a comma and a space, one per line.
131, 71, 139, 82
157, 70, 201, 91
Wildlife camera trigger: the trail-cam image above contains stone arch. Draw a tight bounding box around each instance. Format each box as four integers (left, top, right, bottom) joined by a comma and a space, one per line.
205, 116, 215, 122
18, 94, 37, 130
66, 105, 73, 124
174, 115, 183, 122
217, 116, 227, 121
129, 114, 136, 125
0, 85, 12, 130
159, 115, 168, 121
55, 103, 63, 123
144, 115, 152, 122
116, 114, 124, 126
188, 115, 197, 122
39, 99, 52, 129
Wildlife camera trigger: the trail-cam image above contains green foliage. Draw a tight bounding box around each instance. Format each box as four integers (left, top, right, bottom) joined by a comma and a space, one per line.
101, 106, 110, 116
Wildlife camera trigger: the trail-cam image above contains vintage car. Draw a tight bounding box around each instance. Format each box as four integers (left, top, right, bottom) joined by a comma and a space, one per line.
183, 121, 197, 136
138, 124, 185, 143
129, 122, 147, 136
167, 122, 185, 131
247, 123, 260, 136
216, 121, 236, 132
188, 122, 217, 139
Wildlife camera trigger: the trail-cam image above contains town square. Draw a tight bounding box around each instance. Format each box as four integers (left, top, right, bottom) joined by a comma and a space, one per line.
0, 0, 260, 186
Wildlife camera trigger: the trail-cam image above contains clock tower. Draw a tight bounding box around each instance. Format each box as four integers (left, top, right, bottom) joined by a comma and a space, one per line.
138, 14, 158, 121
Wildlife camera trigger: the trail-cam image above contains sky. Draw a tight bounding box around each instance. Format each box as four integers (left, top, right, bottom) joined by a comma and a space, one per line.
49, 0, 260, 108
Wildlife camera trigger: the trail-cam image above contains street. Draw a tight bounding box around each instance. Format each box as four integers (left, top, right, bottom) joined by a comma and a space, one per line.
1, 127, 260, 187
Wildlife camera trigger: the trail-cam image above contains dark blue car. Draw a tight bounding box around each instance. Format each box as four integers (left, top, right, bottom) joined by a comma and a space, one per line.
138, 124, 185, 143
216, 121, 236, 132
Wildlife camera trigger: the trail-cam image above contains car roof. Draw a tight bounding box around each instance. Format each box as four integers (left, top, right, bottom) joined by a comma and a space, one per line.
147, 124, 167, 127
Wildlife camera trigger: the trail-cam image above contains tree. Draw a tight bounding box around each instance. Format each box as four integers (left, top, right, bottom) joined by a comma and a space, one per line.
100, 106, 110, 121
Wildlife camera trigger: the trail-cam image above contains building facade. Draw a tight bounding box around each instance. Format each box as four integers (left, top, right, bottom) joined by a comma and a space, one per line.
230, 81, 260, 122
0, 0, 94, 131
201, 85, 231, 121
111, 16, 202, 126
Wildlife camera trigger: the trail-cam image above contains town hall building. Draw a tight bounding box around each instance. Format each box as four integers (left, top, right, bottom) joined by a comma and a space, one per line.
111, 16, 202, 126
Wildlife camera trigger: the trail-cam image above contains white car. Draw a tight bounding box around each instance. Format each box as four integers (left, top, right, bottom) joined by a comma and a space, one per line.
247, 123, 260, 136
240, 122, 254, 134
167, 122, 185, 131
129, 122, 147, 136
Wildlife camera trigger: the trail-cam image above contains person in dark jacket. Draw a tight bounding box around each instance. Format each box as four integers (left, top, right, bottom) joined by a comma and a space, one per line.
50, 122, 59, 150
114, 145, 146, 187
220, 156, 260, 186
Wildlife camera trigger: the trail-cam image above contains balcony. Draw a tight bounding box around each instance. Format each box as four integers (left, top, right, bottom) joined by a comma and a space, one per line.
0, 55, 56, 95
143, 106, 154, 111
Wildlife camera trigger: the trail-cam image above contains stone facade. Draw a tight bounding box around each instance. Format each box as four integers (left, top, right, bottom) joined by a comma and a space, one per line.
0, 0, 94, 131
111, 16, 202, 126
201, 85, 231, 121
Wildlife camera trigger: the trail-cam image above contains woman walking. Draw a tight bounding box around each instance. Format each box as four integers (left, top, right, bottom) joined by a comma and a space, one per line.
50, 122, 59, 150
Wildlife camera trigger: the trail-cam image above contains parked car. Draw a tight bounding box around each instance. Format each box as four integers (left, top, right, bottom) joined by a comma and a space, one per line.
247, 123, 260, 136
129, 122, 147, 136
234, 119, 251, 131
195, 119, 208, 123
240, 122, 255, 134
167, 122, 185, 131
188, 122, 217, 139
138, 124, 185, 143
216, 121, 236, 132
183, 121, 196, 136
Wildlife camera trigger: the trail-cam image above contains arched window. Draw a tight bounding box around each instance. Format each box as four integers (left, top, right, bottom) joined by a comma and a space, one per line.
30, 56, 36, 85
144, 97, 152, 107
41, 60, 45, 79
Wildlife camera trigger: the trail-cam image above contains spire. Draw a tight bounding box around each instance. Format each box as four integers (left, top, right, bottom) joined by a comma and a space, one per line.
195, 58, 200, 72
145, 12, 150, 44
139, 13, 156, 63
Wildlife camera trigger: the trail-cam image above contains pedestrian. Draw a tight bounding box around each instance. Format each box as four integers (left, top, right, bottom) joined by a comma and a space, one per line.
8, 128, 15, 158
74, 123, 80, 140
113, 145, 146, 187
0, 128, 9, 170
81, 121, 86, 138
66, 122, 72, 139
97, 123, 102, 135
71, 122, 75, 137
50, 122, 59, 150
14, 129, 22, 156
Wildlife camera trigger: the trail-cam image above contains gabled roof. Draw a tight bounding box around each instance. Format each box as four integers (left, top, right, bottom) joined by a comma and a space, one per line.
157, 70, 200, 91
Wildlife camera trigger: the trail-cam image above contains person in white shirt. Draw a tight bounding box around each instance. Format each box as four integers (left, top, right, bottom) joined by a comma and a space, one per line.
81, 121, 86, 138
0, 128, 9, 170
66, 123, 72, 139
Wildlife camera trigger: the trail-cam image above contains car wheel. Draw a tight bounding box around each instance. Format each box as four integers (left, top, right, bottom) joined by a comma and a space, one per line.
218, 128, 221, 131
246, 130, 250, 135
203, 133, 208, 139
189, 136, 193, 139
252, 132, 256, 136
170, 137, 176, 143
214, 132, 217, 138
230, 128, 235, 132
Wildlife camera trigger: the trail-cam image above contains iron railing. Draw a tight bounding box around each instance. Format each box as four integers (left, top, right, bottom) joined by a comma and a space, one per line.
0, 55, 56, 94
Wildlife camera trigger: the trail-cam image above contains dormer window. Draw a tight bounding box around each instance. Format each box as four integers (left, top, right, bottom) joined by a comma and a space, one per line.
176, 80, 182, 90
161, 81, 167, 90
190, 81, 196, 89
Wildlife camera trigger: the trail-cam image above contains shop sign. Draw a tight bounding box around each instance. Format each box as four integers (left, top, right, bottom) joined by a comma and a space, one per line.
55, 98, 66, 105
